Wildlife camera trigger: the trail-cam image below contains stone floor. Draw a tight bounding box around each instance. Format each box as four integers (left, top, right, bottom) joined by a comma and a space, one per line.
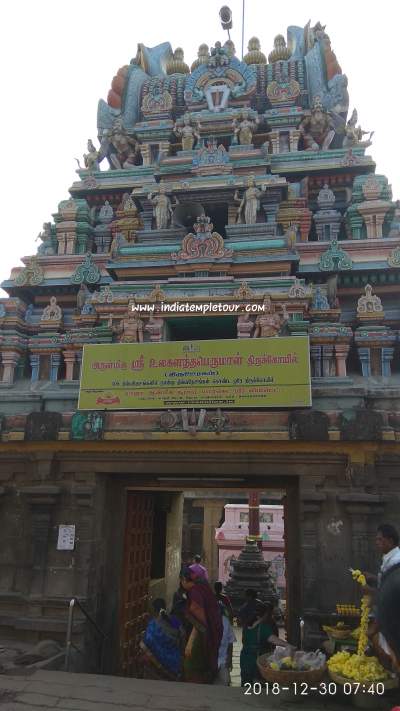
0, 670, 399, 711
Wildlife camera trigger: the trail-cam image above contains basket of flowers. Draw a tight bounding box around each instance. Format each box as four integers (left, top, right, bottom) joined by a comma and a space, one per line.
257, 648, 327, 684
323, 622, 354, 640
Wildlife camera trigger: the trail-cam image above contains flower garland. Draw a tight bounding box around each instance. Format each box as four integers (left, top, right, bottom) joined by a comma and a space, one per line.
327, 568, 389, 683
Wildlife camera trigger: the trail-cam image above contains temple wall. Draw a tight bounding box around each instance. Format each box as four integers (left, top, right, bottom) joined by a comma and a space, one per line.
0, 442, 399, 664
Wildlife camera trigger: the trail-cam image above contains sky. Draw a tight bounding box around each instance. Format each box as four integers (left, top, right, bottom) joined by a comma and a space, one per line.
0, 0, 399, 294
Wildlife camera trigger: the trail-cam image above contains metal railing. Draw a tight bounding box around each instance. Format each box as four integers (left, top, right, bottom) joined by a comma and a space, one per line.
65, 597, 108, 673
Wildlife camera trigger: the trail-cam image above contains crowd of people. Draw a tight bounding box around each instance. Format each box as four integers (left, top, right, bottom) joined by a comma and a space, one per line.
138, 524, 400, 687
138, 555, 288, 685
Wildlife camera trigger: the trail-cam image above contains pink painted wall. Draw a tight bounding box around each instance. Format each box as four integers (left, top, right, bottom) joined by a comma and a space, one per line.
215, 504, 286, 595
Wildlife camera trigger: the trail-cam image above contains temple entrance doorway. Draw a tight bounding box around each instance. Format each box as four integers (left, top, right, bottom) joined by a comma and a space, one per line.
117, 478, 300, 679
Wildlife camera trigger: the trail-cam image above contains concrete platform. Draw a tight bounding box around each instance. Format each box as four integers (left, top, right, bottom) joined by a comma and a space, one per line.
0, 669, 396, 710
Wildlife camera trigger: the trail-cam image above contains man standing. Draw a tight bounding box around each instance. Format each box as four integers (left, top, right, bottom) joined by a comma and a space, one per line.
365, 524, 400, 590
189, 554, 209, 581
366, 524, 400, 663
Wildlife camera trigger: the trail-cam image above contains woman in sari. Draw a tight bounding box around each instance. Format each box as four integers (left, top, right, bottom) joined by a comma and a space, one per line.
180, 567, 223, 683
240, 601, 292, 686
140, 598, 184, 680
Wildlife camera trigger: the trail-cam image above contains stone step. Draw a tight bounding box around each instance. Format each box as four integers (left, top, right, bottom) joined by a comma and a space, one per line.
0, 669, 358, 710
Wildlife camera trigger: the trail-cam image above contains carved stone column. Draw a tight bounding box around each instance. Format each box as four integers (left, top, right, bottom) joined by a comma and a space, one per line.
335, 344, 350, 377
140, 144, 151, 166
228, 205, 237, 224
158, 141, 170, 160
20, 486, 61, 597
321, 345, 334, 377
301, 491, 326, 611
310, 345, 322, 377
1, 349, 20, 385
75, 350, 83, 380
289, 129, 301, 152
357, 347, 371, 377
140, 198, 154, 231
29, 353, 40, 383
50, 352, 61, 383
63, 350, 76, 381
268, 131, 280, 154
381, 347, 394, 377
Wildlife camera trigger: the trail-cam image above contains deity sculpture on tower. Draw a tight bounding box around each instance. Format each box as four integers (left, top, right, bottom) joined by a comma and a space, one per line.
109, 302, 144, 343
174, 114, 201, 151
36, 222, 55, 256
83, 139, 101, 171
234, 176, 265, 224
298, 95, 335, 151
232, 111, 258, 146
253, 295, 288, 338
107, 117, 141, 169
343, 109, 374, 149
147, 185, 177, 230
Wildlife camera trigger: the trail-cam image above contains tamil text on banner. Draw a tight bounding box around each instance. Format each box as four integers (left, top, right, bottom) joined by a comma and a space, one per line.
78, 337, 311, 410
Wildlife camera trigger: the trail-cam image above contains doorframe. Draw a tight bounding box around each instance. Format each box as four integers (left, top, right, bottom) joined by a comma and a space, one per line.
118, 475, 302, 668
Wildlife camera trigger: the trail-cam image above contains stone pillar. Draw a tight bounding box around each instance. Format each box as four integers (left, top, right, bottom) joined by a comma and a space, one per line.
140, 198, 154, 231
76, 350, 83, 380
335, 344, 350, 377
310, 345, 322, 377
63, 350, 76, 381
21, 486, 61, 597
321, 345, 334, 377
50, 352, 61, 383
158, 141, 170, 160
268, 131, 280, 154
228, 205, 237, 225
289, 129, 301, 152
1, 350, 20, 385
141, 144, 151, 166
381, 347, 394, 377
248, 490, 261, 544
196, 499, 224, 583
363, 214, 385, 240
29, 353, 40, 383
262, 203, 279, 225
358, 347, 371, 377
301, 492, 326, 613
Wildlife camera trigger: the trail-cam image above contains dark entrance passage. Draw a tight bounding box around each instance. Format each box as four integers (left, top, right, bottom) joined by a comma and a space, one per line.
118, 478, 300, 678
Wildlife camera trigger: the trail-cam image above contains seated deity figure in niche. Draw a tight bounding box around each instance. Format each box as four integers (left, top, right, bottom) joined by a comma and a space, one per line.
343, 109, 374, 149
298, 95, 335, 151
147, 185, 178, 230
234, 176, 265, 224
253, 295, 288, 338
109, 303, 144, 343
41, 296, 62, 321
233, 111, 258, 146
174, 114, 201, 151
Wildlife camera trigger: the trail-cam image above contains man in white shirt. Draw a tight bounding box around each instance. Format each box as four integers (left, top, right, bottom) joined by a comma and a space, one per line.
365, 524, 400, 658
365, 524, 400, 589
215, 604, 236, 685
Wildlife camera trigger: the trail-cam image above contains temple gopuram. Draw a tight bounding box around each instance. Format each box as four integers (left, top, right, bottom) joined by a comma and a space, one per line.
1, 19, 400, 675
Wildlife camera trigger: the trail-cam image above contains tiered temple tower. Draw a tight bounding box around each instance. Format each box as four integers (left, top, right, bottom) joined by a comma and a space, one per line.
1, 20, 400, 667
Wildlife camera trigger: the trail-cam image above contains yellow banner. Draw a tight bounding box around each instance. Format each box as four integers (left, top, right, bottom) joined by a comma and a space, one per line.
78, 337, 311, 410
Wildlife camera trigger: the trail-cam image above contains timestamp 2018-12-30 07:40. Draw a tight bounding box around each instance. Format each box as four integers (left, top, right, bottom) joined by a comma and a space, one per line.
243, 681, 386, 696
